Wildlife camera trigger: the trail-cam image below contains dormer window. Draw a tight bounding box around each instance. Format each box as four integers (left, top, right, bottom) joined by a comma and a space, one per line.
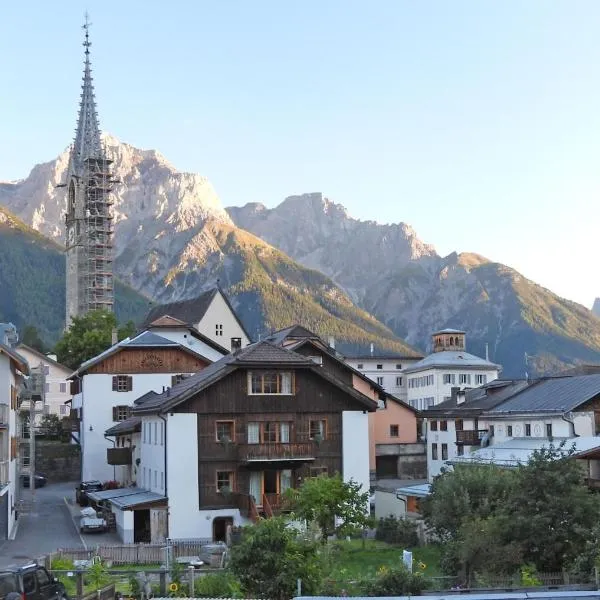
248, 371, 294, 395
215, 324, 223, 337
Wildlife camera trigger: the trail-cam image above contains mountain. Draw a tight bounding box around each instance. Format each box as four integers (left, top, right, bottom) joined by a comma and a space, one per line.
0, 139, 419, 356
593, 299, 600, 318
228, 193, 600, 377
0, 206, 149, 345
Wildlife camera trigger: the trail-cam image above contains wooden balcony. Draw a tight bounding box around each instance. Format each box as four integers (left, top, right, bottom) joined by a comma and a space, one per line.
455, 429, 488, 446
107, 447, 132, 465
238, 442, 315, 463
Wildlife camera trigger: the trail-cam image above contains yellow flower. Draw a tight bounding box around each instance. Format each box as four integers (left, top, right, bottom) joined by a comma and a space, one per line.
418, 562, 427, 570
169, 583, 179, 592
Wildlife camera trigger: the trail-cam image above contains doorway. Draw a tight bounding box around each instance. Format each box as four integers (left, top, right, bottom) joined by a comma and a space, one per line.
213, 516, 233, 542
133, 509, 151, 543
263, 470, 278, 495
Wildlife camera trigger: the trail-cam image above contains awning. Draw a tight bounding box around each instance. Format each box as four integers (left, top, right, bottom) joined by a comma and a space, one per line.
86, 487, 167, 510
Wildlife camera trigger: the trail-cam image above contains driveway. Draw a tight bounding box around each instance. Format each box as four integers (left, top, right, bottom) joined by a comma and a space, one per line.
0, 481, 84, 568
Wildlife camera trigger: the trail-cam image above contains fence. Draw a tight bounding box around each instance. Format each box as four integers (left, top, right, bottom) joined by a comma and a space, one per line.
50, 539, 217, 565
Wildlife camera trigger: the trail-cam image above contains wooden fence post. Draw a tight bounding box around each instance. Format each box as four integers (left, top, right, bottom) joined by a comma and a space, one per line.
76, 571, 84, 600
159, 570, 166, 597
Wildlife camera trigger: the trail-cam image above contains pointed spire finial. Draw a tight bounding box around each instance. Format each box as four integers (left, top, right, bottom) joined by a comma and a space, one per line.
83, 12, 92, 53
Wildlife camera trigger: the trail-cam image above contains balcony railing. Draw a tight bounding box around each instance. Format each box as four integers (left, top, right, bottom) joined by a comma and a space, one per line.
107, 447, 132, 465
455, 429, 489, 446
238, 442, 316, 462
0, 404, 8, 428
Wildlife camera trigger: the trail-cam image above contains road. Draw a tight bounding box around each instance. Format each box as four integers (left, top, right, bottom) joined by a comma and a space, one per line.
0, 482, 84, 568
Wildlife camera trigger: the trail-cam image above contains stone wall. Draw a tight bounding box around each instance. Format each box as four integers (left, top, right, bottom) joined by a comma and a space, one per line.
35, 440, 80, 482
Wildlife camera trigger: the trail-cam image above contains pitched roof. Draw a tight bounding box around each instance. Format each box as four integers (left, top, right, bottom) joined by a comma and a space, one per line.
266, 325, 321, 346
105, 417, 142, 436
149, 315, 189, 327
0, 343, 29, 375
487, 374, 600, 415
433, 328, 466, 335
133, 340, 377, 414
424, 379, 529, 417
402, 350, 500, 374
142, 287, 251, 341
70, 331, 209, 378
16, 344, 71, 373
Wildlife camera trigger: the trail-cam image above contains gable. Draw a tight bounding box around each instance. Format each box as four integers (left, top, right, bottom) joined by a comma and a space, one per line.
86, 346, 209, 375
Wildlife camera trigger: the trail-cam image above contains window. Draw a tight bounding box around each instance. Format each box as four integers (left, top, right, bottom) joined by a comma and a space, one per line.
459, 374, 471, 385
215, 324, 223, 336
35, 568, 50, 586
396, 376, 402, 386
476, 374, 487, 385
309, 419, 327, 440
443, 374, 455, 385
45, 383, 50, 393
309, 466, 328, 478
457, 445, 464, 456
143, 467, 147, 487
154, 470, 157, 488
507, 425, 513, 437
60, 382, 67, 394
60, 405, 68, 416
171, 374, 188, 386
249, 372, 293, 394
154, 422, 158, 445
216, 421, 234, 442
431, 444, 438, 460
396, 364, 402, 370
22, 574, 36, 594
376, 376, 384, 386
112, 375, 132, 392
546, 423, 553, 437
247, 422, 291, 443
440, 420, 448, 431
148, 422, 152, 444
357, 363, 363, 369
430, 420, 438, 432
43, 365, 50, 376
455, 419, 463, 431
441, 443, 448, 460
308, 355, 323, 365
389, 424, 399, 437
216, 471, 234, 491
112, 405, 131, 422
525, 423, 531, 437
160, 471, 164, 489
376, 364, 383, 370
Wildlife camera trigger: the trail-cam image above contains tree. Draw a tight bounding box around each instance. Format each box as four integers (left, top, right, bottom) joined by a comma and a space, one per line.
286, 473, 369, 544
39, 414, 68, 441
229, 517, 322, 600
503, 443, 600, 571
20, 325, 47, 353
54, 310, 137, 370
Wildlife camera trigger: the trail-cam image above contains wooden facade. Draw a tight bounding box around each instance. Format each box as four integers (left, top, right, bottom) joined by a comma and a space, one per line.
174, 367, 368, 516
86, 348, 209, 375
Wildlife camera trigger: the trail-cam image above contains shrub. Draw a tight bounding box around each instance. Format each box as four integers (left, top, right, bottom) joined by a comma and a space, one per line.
375, 515, 419, 547
193, 571, 242, 598
361, 565, 428, 596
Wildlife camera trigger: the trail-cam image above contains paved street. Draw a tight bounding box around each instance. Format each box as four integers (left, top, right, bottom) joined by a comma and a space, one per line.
0, 482, 84, 568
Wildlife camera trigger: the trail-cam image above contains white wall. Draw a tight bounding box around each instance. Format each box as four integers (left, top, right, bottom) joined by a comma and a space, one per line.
342, 411, 370, 497
166, 413, 248, 539
194, 292, 250, 349
426, 417, 476, 480
113, 506, 134, 544
345, 358, 420, 401
146, 328, 226, 363
80, 373, 177, 482
0, 355, 17, 537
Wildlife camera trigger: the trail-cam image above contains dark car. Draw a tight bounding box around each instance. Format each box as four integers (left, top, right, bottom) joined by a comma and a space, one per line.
20, 474, 47, 489
0, 563, 69, 600
75, 480, 103, 506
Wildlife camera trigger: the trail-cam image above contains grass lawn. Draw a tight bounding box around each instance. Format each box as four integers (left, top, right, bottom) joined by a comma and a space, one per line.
324, 539, 443, 582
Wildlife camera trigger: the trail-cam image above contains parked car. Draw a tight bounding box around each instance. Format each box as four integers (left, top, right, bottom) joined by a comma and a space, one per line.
79, 507, 107, 534
75, 480, 103, 506
20, 473, 47, 489
0, 563, 69, 600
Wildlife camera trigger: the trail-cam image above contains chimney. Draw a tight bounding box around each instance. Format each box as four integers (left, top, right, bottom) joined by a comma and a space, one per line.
450, 386, 460, 404
328, 336, 335, 350
231, 337, 242, 353
111, 328, 118, 345
370, 343, 374, 357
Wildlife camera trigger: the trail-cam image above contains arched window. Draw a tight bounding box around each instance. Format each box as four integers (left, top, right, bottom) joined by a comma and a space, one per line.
68, 181, 76, 214
449, 336, 454, 346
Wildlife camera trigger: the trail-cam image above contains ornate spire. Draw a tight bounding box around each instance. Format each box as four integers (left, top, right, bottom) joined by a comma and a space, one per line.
71, 13, 103, 167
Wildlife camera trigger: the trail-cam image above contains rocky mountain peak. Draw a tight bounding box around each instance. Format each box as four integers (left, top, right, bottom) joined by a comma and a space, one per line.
593, 298, 600, 318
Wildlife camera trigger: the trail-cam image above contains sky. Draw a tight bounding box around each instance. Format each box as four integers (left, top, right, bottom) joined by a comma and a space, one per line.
0, 1, 599, 307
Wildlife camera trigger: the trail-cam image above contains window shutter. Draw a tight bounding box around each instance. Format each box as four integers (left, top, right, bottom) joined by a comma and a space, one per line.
112, 406, 118, 421
127, 377, 133, 391
112, 376, 118, 391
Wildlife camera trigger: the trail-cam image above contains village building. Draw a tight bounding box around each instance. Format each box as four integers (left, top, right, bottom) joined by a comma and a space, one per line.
403, 329, 501, 410
101, 340, 376, 544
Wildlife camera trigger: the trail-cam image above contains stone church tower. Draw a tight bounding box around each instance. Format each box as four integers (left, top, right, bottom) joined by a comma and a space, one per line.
62, 18, 115, 327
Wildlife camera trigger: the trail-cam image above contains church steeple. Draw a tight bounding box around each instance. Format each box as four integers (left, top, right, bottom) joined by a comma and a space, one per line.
63, 15, 115, 328
71, 14, 103, 168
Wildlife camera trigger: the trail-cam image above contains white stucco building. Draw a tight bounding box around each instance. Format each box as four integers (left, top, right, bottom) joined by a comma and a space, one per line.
71, 329, 224, 483
102, 340, 375, 544
403, 329, 500, 410
16, 345, 71, 419
0, 343, 29, 540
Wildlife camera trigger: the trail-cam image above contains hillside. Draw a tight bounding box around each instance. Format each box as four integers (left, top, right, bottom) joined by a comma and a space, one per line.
0, 206, 150, 345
